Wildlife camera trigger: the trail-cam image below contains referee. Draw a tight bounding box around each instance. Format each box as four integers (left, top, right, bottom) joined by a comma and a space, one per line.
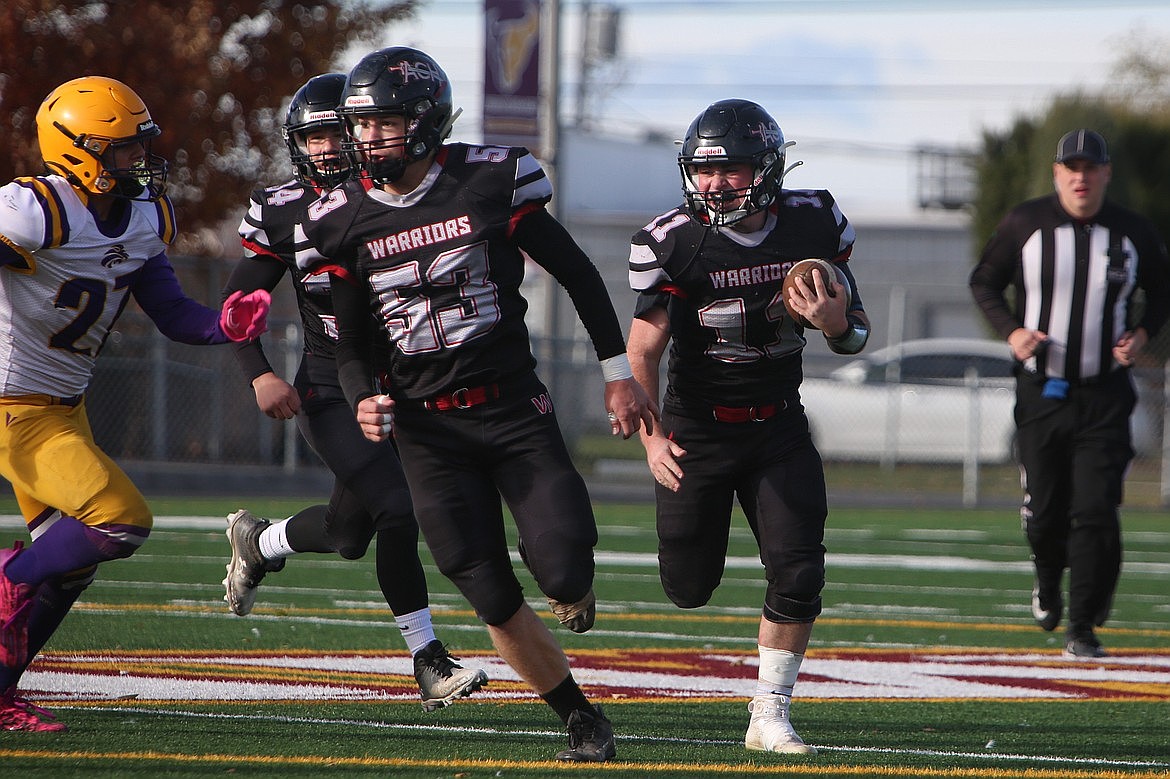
970, 128, 1170, 658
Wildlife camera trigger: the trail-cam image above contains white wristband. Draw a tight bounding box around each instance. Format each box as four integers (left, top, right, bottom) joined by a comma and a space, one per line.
600, 353, 634, 382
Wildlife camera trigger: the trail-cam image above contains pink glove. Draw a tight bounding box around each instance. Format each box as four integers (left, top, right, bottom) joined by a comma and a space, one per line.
220, 289, 271, 342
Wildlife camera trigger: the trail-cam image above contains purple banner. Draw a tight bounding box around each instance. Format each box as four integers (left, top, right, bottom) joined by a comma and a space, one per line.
483, 0, 542, 155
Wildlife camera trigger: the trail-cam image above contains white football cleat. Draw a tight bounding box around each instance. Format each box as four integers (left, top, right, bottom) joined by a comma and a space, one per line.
745, 694, 816, 755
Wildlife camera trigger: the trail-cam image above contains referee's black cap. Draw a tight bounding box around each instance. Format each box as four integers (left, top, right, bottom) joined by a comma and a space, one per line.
1055, 129, 1109, 165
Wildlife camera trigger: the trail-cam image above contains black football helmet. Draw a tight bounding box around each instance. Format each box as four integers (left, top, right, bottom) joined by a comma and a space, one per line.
677, 99, 797, 226
338, 46, 456, 185
283, 73, 349, 189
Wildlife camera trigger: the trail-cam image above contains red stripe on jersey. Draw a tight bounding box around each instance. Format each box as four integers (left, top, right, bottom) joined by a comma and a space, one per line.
309, 262, 352, 283
659, 282, 689, 300
240, 238, 281, 261
508, 201, 544, 238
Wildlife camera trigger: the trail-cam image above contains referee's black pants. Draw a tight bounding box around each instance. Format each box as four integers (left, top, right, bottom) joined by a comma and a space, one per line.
1014, 369, 1135, 632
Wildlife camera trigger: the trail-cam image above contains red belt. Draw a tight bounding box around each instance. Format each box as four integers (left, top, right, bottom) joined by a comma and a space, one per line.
711, 401, 783, 423
423, 384, 500, 411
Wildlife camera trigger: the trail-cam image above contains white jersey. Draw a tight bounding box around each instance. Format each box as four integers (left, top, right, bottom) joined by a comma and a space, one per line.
0, 175, 177, 396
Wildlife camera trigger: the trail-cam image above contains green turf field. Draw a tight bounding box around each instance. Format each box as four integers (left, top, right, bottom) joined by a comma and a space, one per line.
1, 499, 1167, 778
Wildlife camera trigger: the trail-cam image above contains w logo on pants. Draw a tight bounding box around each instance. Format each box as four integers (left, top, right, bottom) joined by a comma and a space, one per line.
531, 393, 554, 415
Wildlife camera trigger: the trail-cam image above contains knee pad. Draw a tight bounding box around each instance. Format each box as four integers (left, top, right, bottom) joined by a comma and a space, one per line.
658, 550, 721, 609
332, 537, 372, 560
661, 572, 715, 610
444, 559, 525, 626
763, 588, 822, 623
532, 555, 593, 607
762, 557, 824, 623
323, 510, 376, 560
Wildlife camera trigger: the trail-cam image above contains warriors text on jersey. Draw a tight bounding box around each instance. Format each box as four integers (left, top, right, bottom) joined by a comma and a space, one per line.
629, 190, 859, 407
238, 178, 337, 357
0, 175, 225, 397
971, 193, 1170, 382
303, 143, 626, 400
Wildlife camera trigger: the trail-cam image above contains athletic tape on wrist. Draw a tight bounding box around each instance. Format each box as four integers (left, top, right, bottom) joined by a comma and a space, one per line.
600, 353, 634, 382
826, 322, 869, 354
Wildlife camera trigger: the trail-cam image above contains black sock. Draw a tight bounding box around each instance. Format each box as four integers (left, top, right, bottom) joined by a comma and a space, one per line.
540, 674, 592, 724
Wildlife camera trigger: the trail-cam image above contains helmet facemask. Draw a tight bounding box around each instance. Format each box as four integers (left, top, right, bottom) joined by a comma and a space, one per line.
96, 133, 168, 200
680, 148, 789, 227
286, 126, 350, 189
342, 112, 412, 186
47, 122, 168, 201
343, 98, 457, 186
283, 73, 351, 189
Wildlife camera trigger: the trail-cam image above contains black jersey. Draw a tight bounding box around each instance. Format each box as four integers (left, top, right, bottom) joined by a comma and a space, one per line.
629, 191, 858, 407
237, 178, 337, 358
971, 193, 1170, 382
304, 143, 624, 401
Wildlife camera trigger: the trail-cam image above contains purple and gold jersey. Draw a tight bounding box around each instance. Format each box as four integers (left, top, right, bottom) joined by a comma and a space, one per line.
628, 190, 858, 407
238, 179, 337, 357
0, 175, 223, 397
303, 143, 554, 400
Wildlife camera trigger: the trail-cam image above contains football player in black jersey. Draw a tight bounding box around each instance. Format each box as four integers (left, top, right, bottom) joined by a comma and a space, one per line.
627, 99, 870, 756
301, 47, 655, 762
219, 73, 487, 712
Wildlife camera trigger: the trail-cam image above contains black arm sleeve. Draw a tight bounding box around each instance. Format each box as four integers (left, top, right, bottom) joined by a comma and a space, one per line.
969, 218, 1023, 340
329, 271, 378, 412
1135, 226, 1170, 338
511, 207, 627, 361
222, 256, 289, 383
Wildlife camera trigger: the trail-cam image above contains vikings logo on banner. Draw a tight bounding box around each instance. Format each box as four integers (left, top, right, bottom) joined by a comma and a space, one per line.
483, 0, 542, 155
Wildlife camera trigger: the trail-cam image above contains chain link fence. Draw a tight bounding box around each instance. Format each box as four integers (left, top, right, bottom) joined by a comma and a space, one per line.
15, 256, 1161, 510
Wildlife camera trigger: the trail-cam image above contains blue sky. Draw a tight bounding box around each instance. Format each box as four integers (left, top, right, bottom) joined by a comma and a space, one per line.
353, 0, 1170, 217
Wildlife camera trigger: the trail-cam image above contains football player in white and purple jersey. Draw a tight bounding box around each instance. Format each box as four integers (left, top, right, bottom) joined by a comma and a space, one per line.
627, 99, 870, 756
220, 73, 486, 711
0, 76, 269, 731
301, 47, 655, 762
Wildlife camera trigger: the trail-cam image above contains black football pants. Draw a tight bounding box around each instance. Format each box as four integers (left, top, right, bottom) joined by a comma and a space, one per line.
1014, 369, 1135, 631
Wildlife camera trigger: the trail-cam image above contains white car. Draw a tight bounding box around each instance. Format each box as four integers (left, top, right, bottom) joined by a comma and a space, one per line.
800, 338, 1018, 463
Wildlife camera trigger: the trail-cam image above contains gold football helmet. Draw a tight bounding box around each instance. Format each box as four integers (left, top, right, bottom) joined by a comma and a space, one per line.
35, 76, 168, 200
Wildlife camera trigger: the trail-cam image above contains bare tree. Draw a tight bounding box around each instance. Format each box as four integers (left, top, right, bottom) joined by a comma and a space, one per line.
0, 0, 417, 254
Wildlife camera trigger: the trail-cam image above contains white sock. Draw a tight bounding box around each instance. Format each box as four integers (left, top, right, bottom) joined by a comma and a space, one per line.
755, 646, 803, 698
257, 518, 296, 561
396, 607, 438, 656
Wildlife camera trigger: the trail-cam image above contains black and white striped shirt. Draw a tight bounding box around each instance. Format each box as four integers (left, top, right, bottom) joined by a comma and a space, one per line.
970, 194, 1170, 382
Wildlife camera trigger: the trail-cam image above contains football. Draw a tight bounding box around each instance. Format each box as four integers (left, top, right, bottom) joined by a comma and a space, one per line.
782, 258, 852, 329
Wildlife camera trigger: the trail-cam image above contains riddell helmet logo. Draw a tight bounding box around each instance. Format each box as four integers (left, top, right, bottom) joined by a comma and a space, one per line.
305, 109, 337, 122
694, 146, 727, 157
